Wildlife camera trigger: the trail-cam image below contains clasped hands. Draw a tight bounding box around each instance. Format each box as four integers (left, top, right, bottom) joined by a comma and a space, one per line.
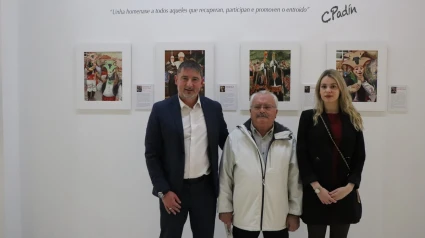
316, 184, 354, 205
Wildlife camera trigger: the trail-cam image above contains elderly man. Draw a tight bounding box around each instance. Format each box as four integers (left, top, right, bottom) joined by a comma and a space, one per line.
218, 90, 302, 238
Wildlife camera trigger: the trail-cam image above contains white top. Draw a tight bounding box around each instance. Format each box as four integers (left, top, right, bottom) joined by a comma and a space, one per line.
218, 124, 302, 231
178, 96, 209, 179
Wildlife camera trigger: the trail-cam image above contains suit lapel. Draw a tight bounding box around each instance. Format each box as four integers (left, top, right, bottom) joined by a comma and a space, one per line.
171, 96, 185, 152
200, 97, 213, 160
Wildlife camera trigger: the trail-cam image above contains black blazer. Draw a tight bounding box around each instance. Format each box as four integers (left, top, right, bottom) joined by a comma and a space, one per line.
145, 95, 229, 198
296, 109, 366, 224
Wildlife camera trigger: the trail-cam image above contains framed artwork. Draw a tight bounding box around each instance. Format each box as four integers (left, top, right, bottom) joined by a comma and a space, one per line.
326, 42, 387, 111
154, 42, 214, 102
239, 42, 300, 110
75, 43, 132, 110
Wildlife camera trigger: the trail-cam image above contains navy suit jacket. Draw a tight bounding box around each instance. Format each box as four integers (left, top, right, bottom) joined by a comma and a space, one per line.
145, 95, 229, 198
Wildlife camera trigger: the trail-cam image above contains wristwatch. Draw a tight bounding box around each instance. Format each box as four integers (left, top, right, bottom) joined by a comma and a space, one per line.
158, 191, 169, 199
314, 187, 321, 194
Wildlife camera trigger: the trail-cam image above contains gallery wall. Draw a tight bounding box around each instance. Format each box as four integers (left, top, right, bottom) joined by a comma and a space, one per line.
0, 1, 3, 235
1, 0, 425, 237
0, 1, 3, 236
0, 34, 3, 238
1, 0, 22, 237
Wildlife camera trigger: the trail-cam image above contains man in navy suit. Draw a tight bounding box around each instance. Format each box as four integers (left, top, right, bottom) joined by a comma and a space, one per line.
145, 60, 229, 238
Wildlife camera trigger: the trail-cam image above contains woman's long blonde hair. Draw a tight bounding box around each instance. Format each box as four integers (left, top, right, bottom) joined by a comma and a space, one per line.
313, 69, 364, 131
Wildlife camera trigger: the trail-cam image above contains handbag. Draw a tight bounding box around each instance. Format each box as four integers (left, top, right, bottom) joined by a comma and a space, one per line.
319, 115, 362, 223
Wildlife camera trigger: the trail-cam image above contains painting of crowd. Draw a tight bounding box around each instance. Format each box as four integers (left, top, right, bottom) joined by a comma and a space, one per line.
249, 50, 291, 101
164, 50, 206, 99
84, 52, 123, 101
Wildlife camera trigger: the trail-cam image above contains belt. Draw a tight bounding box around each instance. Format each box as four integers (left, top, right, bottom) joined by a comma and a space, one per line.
184, 174, 209, 184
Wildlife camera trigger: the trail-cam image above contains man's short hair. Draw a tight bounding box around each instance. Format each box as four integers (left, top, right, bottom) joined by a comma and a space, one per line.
177, 60, 203, 76
250, 90, 278, 108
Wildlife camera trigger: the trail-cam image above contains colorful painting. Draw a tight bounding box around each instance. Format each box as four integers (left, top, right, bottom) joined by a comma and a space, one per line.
84, 52, 123, 101
249, 50, 291, 102
164, 50, 205, 99
336, 50, 378, 102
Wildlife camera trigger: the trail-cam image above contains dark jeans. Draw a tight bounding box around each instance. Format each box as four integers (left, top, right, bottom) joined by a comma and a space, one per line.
307, 224, 350, 238
233, 226, 289, 238
159, 175, 216, 238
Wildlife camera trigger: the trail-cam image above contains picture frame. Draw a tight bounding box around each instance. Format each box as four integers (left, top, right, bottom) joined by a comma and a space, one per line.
239, 42, 300, 110
326, 42, 387, 111
75, 43, 132, 110
154, 42, 214, 102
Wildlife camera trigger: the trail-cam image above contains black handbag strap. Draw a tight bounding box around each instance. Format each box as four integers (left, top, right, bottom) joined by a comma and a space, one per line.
319, 115, 351, 171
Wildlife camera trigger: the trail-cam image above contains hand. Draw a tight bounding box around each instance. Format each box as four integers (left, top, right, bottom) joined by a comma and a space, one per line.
329, 184, 354, 201
219, 212, 233, 228
317, 187, 337, 205
286, 214, 300, 232
162, 191, 181, 215
348, 84, 360, 92
354, 84, 361, 91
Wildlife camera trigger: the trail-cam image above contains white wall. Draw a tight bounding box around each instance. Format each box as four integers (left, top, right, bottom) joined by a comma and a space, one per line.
382, 1, 425, 237
0, 0, 22, 238
1, 0, 22, 236
0, 0, 3, 235
1, 0, 424, 237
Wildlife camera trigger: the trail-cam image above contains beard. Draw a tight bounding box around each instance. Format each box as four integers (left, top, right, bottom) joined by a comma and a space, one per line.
178, 88, 199, 99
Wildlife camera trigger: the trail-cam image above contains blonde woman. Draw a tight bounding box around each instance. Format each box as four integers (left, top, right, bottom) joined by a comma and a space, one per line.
296, 69, 366, 238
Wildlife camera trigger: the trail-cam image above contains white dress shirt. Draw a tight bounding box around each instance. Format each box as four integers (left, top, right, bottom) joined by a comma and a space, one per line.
179, 96, 209, 179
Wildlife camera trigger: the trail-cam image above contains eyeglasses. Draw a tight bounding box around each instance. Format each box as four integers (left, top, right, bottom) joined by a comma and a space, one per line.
251, 104, 276, 111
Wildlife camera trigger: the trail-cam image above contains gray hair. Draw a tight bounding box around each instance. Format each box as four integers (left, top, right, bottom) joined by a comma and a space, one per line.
250, 90, 278, 108
177, 60, 203, 75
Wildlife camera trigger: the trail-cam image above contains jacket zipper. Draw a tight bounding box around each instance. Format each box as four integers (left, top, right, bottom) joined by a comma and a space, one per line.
238, 126, 290, 231
242, 128, 267, 231
259, 138, 276, 230
257, 149, 266, 231
259, 137, 291, 230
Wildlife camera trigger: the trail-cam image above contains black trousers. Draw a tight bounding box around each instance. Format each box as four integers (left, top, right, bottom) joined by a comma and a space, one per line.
233, 226, 289, 238
159, 175, 216, 238
307, 224, 350, 238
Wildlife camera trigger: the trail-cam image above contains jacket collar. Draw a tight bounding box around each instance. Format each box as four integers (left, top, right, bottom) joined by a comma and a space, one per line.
240, 119, 292, 140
